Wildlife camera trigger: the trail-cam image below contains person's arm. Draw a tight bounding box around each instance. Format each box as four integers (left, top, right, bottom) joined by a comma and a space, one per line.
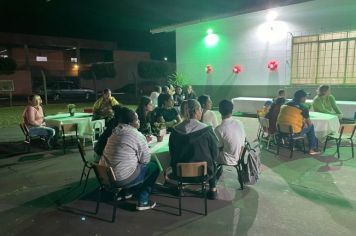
329, 95, 342, 115
214, 128, 224, 151
209, 128, 219, 162
26, 107, 42, 126
312, 97, 332, 114
93, 98, 102, 112
137, 134, 151, 164
302, 107, 313, 127
111, 97, 119, 106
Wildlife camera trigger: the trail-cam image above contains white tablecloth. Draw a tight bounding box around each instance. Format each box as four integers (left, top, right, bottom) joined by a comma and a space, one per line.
232, 97, 356, 118
309, 112, 340, 141
45, 113, 105, 137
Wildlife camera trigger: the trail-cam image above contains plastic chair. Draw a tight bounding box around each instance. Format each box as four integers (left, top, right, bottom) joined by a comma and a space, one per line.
257, 117, 275, 150
176, 162, 209, 216
216, 145, 247, 190
19, 123, 48, 151
323, 124, 356, 159
77, 139, 93, 193
61, 123, 78, 153
83, 120, 104, 147
276, 124, 306, 158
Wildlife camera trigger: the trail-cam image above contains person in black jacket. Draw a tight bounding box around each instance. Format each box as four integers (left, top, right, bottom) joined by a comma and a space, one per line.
169, 99, 219, 199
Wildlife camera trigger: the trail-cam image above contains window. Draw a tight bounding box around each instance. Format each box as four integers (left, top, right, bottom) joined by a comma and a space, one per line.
291, 30, 356, 85
71, 57, 77, 63
36, 56, 48, 62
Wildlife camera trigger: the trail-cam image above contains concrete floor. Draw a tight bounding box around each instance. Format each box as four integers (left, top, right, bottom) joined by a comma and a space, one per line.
1, 117, 356, 236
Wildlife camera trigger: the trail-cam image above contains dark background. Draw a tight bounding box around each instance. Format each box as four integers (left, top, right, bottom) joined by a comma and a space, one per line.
0, 0, 307, 61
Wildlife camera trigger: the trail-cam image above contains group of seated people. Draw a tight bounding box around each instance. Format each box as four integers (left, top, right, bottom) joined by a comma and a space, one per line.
258, 85, 344, 155
90, 84, 246, 211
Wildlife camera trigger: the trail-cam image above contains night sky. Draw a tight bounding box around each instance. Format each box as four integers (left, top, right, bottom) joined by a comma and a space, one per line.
0, 0, 307, 61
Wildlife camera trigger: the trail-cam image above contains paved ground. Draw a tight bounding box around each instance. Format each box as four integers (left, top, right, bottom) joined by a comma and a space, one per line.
1, 117, 356, 236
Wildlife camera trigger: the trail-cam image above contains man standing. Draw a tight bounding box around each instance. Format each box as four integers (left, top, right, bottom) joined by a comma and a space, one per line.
277, 90, 320, 155
215, 100, 246, 166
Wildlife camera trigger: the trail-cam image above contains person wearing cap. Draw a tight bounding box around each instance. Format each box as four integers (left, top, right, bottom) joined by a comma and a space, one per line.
312, 85, 343, 119
277, 89, 320, 155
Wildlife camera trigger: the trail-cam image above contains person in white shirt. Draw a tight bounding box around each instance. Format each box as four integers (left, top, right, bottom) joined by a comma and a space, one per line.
150, 86, 161, 108
198, 95, 218, 128
214, 99, 246, 166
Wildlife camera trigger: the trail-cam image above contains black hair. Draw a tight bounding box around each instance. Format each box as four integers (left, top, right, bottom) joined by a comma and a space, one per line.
157, 93, 171, 108
103, 88, 111, 94
118, 107, 137, 124
162, 86, 169, 94
136, 96, 151, 123
278, 89, 285, 96
198, 95, 210, 109
154, 85, 161, 93
219, 99, 233, 117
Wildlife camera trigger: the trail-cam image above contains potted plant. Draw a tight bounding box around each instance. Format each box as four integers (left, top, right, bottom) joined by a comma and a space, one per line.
67, 104, 76, 116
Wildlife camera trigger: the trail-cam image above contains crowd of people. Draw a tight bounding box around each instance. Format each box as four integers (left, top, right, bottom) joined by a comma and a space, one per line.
21, 83, 345, 212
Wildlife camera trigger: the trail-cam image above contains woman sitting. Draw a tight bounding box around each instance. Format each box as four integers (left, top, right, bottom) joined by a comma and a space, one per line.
313, 85, 343, 119
169, 99, 219, 200
93, 88, 119, 123
198, 95, 218, 128
152, 93, 182, 132
99, 107, 159, 211
136, 96, 155, 140
265, 97, 286, 134
22, 94, 56, 148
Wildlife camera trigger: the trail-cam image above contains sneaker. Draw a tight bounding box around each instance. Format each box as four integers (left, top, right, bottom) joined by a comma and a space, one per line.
116, 190, 133, 201
207, 190, 218, 200
309, 150, 321, 155
136, 201, 156, 211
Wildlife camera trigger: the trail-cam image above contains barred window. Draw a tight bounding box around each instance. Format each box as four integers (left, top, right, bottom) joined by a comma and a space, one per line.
291, 30, 356, 85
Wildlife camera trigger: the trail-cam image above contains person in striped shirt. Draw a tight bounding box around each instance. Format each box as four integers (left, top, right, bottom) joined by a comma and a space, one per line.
99, 107, 159, 211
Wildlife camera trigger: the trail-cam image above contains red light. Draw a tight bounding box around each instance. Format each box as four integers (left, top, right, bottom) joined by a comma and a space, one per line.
233, 64, 242, 74
206, 65, 213, 74
268, 60, 278, 71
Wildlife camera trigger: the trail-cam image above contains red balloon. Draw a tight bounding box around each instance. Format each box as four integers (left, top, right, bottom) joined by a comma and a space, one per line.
268, 60, 278, 71
233, 64, 242, 74
206, 65, 213, 74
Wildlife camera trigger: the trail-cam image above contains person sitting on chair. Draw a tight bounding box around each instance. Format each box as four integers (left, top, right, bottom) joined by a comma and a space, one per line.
93, 88, 119, 123
215, 100, 246, 166
277, 89, 320, 155
152, 93, 182, 132
198, 95, 218, 128
312, 85, 343, 119
266, 97, 286, 134
99, 107, 159, 211
169, 99, 219, 199
22, 94, 56, 148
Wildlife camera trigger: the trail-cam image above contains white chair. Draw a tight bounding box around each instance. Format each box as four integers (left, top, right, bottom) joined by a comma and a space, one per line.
83, 120, 104, 148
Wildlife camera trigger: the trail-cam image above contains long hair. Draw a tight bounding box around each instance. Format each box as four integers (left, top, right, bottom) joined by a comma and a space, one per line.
198, 95, 210, 109
181, 99, 201, 120
136, 96, 151, 123
157, 93, 171, 108
317, 85, 330, 96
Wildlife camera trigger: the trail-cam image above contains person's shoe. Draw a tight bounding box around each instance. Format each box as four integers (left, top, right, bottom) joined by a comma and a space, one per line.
136, 201, 156, 211
117, 190, 133, 201
207, 190, 218, 200
309, 150, 321, 155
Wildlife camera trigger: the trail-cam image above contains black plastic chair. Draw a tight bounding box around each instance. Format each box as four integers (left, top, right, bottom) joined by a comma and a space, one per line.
77, 139, 93, 193
216, 145, 247, 190
176, 162, 209, 216
19, 123, 48, 152
323, 124, 356, 159
276, 124, 306, 158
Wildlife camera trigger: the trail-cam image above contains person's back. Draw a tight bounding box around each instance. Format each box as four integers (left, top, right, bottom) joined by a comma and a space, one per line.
215, 99, 246, 165
170, 120, 217, 177
169, 99, 219, 199
266, 97, 286, 134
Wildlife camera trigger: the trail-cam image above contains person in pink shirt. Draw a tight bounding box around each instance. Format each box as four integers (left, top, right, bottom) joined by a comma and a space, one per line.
22, 94, 56, 147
